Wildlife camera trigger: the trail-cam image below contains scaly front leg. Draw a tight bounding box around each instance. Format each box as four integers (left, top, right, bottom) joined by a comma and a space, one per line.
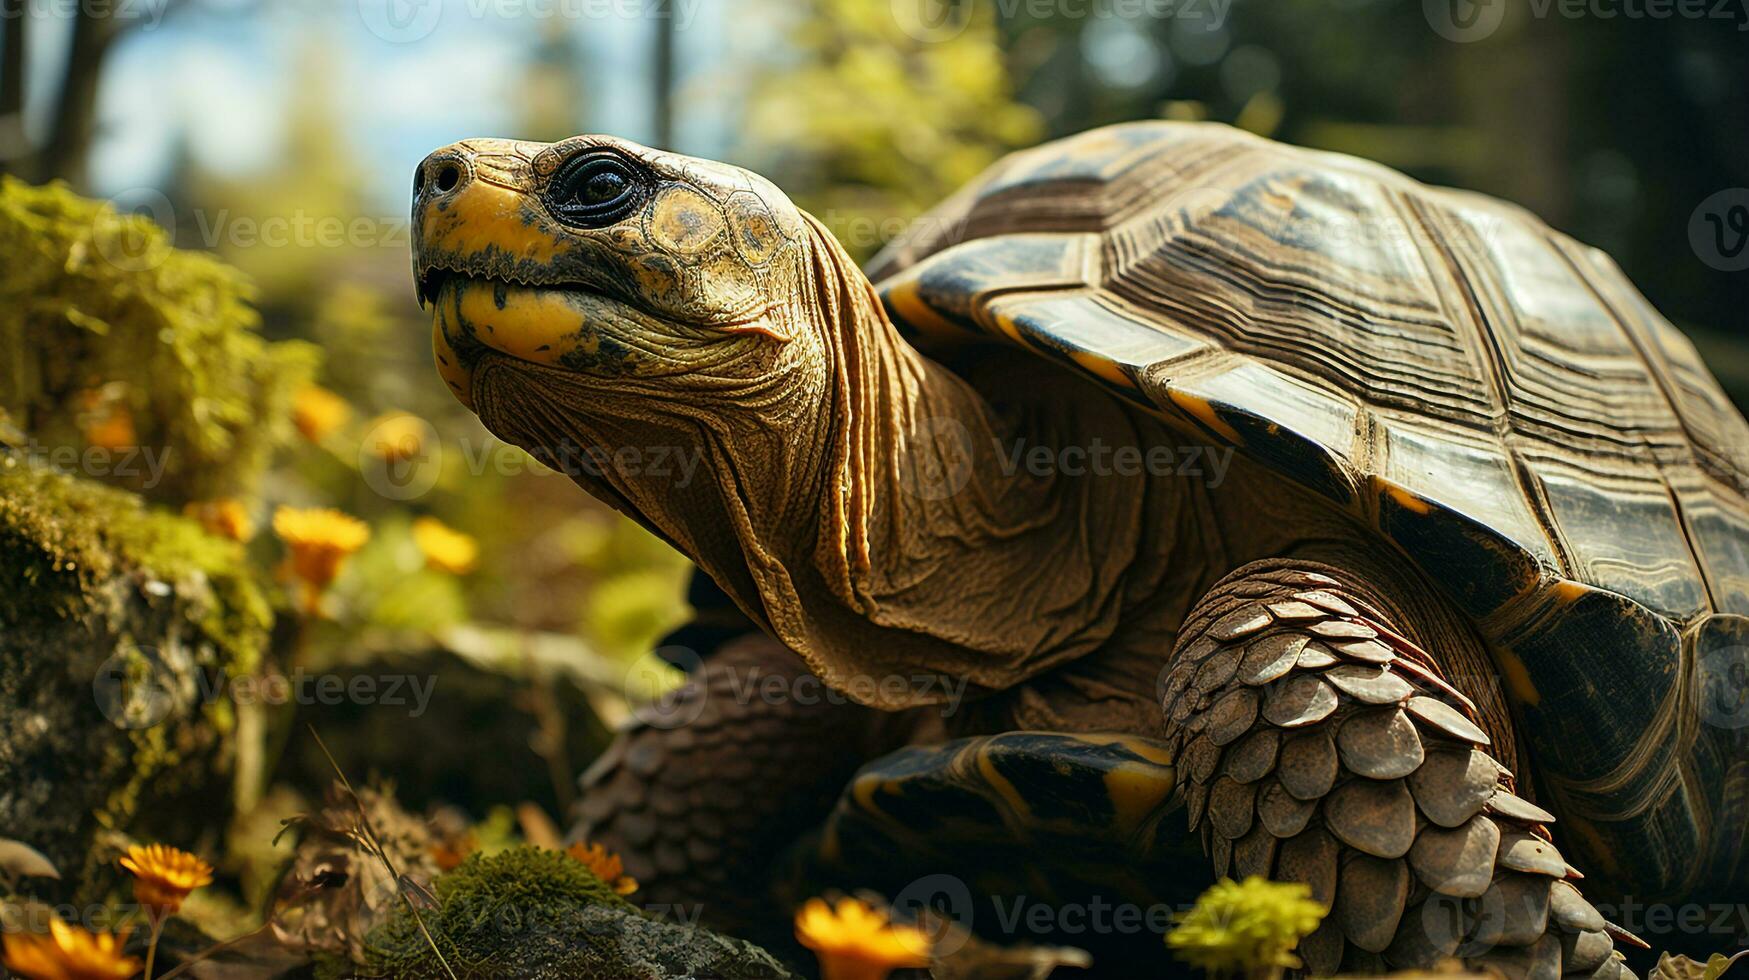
575, 634, 907, 935
1165, 560, 1639, 978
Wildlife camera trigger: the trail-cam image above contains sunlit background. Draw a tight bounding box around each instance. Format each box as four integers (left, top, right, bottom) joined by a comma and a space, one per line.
1, 0, 1746, 951
8, 0, 1749, 783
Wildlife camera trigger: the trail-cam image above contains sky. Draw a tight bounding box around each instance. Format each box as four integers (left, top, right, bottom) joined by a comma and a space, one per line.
25, 0, 745, 209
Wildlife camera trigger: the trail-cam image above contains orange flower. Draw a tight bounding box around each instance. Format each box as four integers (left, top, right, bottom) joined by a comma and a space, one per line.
118, 843, 214, 917
430, 831, 478, 872
2, 918, 140, 980
795, 897, 931, 980
76, 386, 137, 452
412, 517, 478, 574
565, 841, 638, 896
292, 385, 350, 443
184, 499, 255, 542
82, 407, 137, 452
273, 506, 370, 615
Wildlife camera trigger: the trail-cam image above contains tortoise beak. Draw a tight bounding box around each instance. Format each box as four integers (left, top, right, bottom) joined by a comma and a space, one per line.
410, 138, 561, 411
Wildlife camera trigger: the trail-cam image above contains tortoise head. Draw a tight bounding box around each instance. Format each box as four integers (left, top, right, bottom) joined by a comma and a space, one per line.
411, 135, 881, 638
413, 135, 820, 409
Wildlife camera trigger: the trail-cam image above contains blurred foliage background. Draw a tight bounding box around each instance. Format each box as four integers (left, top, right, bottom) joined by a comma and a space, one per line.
0, 0, 1744, 932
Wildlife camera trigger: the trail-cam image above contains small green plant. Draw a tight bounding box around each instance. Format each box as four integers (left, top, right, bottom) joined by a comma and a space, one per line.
1167, 876, 1328, 979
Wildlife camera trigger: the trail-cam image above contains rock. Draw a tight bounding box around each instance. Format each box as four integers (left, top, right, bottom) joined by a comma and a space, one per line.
0, 458, 271, 901
354, 846, 797, 979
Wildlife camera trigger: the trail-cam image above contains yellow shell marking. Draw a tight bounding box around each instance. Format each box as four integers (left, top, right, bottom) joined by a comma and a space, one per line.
1070, 349, 1136, 390
975, 744, 1032, 822
648, 186, 726, 254
1104, 767, 1175, 838
1493, 644, 1541, 707
1168, 389, 1243, 444
1383, 481, 1435, 516
886, 278, 963, 342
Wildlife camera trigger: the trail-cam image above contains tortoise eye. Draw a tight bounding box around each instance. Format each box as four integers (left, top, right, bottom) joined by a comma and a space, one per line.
547, 152, 645, 227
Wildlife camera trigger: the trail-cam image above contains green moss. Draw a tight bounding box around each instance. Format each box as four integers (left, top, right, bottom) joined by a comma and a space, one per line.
360, 847, 795, 979
0, 455, 271, 899
0, 175, 318, 503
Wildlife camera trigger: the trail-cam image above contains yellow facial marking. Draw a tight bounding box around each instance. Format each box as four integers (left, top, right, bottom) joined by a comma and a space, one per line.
1494, 645, 1541, 707
648, 185, 726, 254
432, 314, 473, 411
1168, 389, 1243, 444
727, 191, 784, 266
455, 280, 576, 366
422, 180, 563, 264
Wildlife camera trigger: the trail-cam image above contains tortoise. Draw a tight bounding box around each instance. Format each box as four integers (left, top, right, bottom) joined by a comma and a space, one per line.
409, 121, 1749, 976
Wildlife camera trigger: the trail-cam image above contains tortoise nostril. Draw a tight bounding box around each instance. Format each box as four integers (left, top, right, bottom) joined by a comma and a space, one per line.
435, 164, 461, 193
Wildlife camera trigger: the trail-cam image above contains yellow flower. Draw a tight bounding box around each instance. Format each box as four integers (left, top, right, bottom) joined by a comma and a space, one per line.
272, 506, 371, 615
794, 897, 931, 980
2, 918, 140, 980
118, 843, 214, 917
1167, 876, 1327, 975
292, 384, 350, 443
565, 841, 638, 896
412, 517, 478, 575
184, 498, 255, 542
364, 412, 428, 463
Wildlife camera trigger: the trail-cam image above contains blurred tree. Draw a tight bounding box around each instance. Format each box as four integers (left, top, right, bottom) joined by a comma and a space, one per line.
0, 0, 193, 185
740, 0, 1042, 261
522, 20, 588, 143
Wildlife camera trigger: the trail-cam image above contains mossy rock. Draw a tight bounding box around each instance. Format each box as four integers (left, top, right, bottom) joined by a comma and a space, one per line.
0, 456, 271, 900
356, 847, 796, 979
0, 175, 317, 503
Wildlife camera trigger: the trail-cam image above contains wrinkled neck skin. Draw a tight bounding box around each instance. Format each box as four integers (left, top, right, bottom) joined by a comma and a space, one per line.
751, 218, 1164, 710
475, 218, 1166, 711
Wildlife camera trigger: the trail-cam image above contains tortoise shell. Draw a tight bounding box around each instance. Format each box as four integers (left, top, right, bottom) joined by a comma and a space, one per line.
866, 121, 1749, 900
